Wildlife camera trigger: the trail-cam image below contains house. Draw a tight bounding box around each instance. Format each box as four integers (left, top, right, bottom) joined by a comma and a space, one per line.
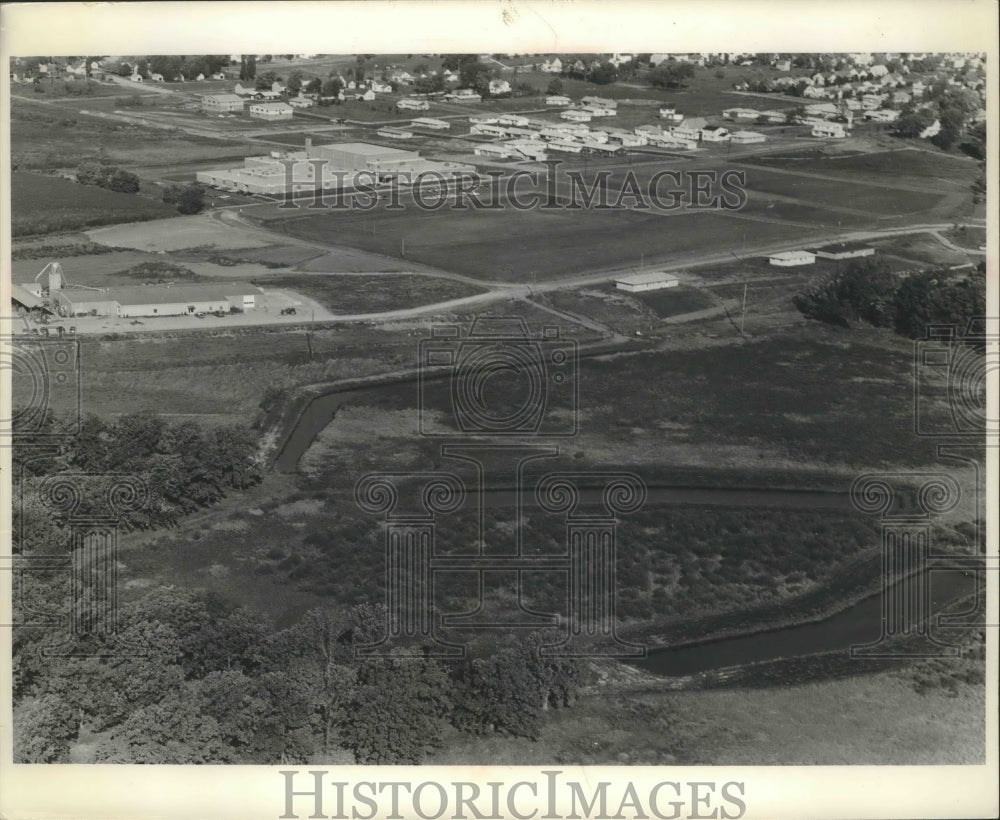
356, 89, 376, 102
659, 106, 684, 121
864, 108, 900, 123
670, 117, 708, 140
249, 102, 294, 120
648, 133, 698, 150
369, 81, 392, 93
444, 88, 482, 102
609, 53, 633, 67
149, 73, 164, 82
812, 122, 847, 138
892, 91, 911, 105
605, 129, 647, 147
506, 140, 548, 161
540, 58, 563, 73
615, 272, 679, 292
561, 109, 592, 122
775, 59, 791, 72
760, 109, 790, 123
289, 97, 315, 109
411, 117, 450, 130
211, 72, 227, 80
729, 130, 766, 144
911, 80, 926, 97
202, 94, 245, 113
769, 250, 816, 267
397, 98, 430, 110
497, 115, 529, 127
488, 79, 512, 95
474, 144, 514, 159
129, 73, 143, 83
870, 64, 889, 77
802, 85, 827, 99
811, 72, 826, 85
920, 119, 941, 139
581, 141, 621, 156
700, 126, 730, 142
812, 242, 875, 261
546, 95, 572, 106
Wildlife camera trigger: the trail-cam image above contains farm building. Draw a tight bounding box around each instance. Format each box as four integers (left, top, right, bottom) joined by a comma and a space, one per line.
249, 102, 293, 120
411, 118, 450, 130
397, 98, 429, 111
615, 272, 680, 292
768, 251, 816, 267
729, 130, 766, 144
52, 283, 261, 318
202, 94, 244, 113
812, 243, 876, 260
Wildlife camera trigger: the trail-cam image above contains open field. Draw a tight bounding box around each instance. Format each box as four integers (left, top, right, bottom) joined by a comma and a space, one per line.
634, 284, 719, 317
426, 671, 984, 765
252, 273, 488, 313
87, 215, 273, 251
10, 172, 176, 236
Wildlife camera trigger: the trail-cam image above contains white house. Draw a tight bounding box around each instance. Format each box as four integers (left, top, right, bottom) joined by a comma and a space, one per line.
812, 122, 847, 138
540, 58, 563, 73
289, 97, 315, 109
615, 272, 679, 292
149, 73, 164, 82
729, 130, 766, 144
488, 79, 512, 96
920, 119, 941, 139
249, 102, 293, 120
700, 126, 730, 142
864, 109, 900, 123
775, 59, 791, 72
659, 107, 684, 122
769, 250, 816, 267
546, 95, 572, 106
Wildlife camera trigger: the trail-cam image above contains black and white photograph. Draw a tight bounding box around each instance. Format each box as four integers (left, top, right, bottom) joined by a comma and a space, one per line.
1, 2, 997, 819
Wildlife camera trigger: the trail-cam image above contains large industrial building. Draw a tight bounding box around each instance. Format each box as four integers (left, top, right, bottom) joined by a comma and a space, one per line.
49, 283, 261, 318
196, 140, 476, 195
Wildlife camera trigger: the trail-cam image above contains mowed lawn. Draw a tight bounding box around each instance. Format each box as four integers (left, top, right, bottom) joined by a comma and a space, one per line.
11, 172, 176, 236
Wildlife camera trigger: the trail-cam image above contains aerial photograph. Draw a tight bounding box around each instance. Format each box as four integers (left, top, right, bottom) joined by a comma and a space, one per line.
6, 42, 992, 786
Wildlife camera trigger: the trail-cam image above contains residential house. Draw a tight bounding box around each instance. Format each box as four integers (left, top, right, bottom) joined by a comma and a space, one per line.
289, 97, 315, 109
775, 59, 791, 72
488, 79, 512, 96
248, 102, 293, 120
729, 130, 766, 144
812, 122, 847, 138
669, 117, 708, 140
540, 58, 563, 74
700, 125, 730, 142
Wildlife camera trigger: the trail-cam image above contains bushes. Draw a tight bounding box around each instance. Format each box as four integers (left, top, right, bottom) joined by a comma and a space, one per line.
162, 182, 206, 215
76, 161, 141, 193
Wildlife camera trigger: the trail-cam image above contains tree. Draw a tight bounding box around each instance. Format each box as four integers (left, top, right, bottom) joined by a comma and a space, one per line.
649, 61, 695, 88
239, 55, 257, 81
340, 656, 452, 764
458, 59, 493, 97
893, 108, 937, 138
304, 77, 322, 95
892, 267, 986, 340
105, 168, 140, 194
321, 77, 343, 101
255, 70, 280, 91
176, 184, 205, 215
14, 695, 78, 762
589, 61, 619, 85
286, 70, 304, 95
785, 104, 806, 124
793, 257, 898, 328
546, 77, 564, 95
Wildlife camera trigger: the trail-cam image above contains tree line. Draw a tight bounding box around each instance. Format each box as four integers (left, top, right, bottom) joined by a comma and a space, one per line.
793, 256, 986, 340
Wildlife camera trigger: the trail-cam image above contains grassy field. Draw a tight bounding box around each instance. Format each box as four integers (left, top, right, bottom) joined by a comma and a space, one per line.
425, 669, 984, 765
10, 172, 176, 237
634, 284, 719, 317
252, 273, 488, 313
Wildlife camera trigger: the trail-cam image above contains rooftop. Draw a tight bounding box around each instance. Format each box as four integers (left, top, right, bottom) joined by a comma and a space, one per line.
56, 283, 261, 306
614, 271, 680, 285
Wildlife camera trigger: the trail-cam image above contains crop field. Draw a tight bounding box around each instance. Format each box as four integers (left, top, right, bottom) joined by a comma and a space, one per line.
10, 172, 176, 237
253, 273, 488, 314
263, 201, 827, 282
739, 147, 982, 201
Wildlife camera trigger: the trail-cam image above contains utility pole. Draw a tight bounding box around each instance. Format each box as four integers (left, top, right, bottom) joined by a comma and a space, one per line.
401, 235, 405, 257
739, 282, 748, 336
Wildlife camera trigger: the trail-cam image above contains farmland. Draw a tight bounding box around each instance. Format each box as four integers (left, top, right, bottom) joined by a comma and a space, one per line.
10, 171, 175, 236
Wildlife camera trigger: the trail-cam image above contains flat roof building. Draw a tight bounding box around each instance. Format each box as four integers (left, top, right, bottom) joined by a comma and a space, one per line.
249, 102, 293, 120
769, 250, 817, 267
615, 272, 680, 292
53, 283, 262, 318
812, 242, 876, 260
202, 94, 245, 113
